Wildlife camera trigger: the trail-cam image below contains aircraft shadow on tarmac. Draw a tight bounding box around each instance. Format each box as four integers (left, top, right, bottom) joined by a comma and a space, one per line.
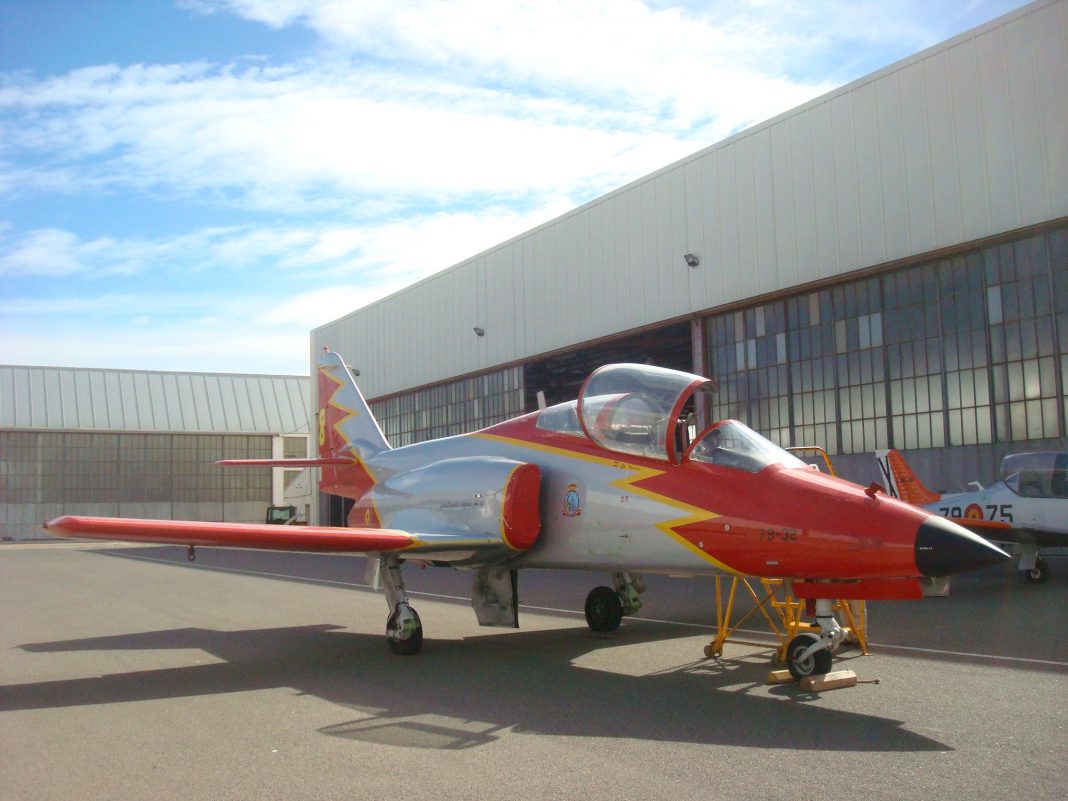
3, 622, 950, 753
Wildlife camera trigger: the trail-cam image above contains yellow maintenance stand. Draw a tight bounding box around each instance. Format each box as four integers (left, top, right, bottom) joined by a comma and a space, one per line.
703, 445, 869, 664
703, 576, 868, 662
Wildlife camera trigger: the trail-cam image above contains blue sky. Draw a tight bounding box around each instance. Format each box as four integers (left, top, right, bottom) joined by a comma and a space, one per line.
1, 0, 1029, 375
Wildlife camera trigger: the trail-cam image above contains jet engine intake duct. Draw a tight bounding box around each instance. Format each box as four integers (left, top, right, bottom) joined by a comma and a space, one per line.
371, 457, 542, 564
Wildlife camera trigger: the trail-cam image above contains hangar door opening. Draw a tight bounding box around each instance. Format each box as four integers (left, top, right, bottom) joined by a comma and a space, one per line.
524, 322, 693, 409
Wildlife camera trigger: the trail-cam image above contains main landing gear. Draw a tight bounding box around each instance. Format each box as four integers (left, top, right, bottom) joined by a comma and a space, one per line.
1019, 543, 1051, 584
1026, 557, 1050, 584
584, 572, 645, 633
380, 556, 423, 655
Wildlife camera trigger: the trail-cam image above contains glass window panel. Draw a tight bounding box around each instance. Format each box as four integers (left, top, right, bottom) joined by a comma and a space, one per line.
943, 335, 958, 372
1003, 282, 1019, 321
1036, 317, 1055, 357
1005, 322, 1022, 361
1023, 359, 1041, 399
914, 377, 929, 412
1025, 400, 1043, 439
1005, 362, 1024, 402
990, 324, 1005, 363
1054, 263, 1068, 312
1042, 399, 1059, 438
973, 369, 991, 406
850, 386, 862, 418
960, 370, 975, 407
1035, 357, 1056, 399
902, 378, 917, 414
927, 375, 943, 411
1010, 402, 1027, 439
965, 409, 981, 445
948, 409, 963, 445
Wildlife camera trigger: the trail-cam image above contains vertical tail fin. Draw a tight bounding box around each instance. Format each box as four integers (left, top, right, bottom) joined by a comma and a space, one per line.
317, 350, 391, 499
875, 449, 941, 506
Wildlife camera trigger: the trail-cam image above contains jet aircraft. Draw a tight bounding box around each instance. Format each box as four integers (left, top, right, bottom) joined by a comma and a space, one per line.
876, 449, 1068, 583
46, 351, 1007, 679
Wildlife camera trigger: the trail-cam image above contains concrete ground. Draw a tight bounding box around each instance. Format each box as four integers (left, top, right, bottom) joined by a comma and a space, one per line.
1, 542, 1066, 801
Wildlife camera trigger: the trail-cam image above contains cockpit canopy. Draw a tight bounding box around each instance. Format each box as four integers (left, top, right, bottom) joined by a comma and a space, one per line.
1000, 452, 1068, 499
536, 362, 805, 472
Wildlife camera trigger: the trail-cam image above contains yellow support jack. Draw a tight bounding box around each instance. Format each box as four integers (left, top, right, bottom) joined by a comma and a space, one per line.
703, 575, 869, 663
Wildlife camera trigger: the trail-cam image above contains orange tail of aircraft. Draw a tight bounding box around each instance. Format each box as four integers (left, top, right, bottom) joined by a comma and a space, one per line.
875, 449, 941, 506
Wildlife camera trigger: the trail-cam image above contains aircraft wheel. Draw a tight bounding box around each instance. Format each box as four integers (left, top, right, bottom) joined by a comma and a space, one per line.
1025, 557, 1050, 584
585, 586, 623, 632
786, 633, 832, 680
386, 607, 423, 655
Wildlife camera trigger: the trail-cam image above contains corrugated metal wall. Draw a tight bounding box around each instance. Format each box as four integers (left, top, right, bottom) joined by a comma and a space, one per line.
0, 366, 310, 435
0, 366, 311, 539
314, 0, 1068, 398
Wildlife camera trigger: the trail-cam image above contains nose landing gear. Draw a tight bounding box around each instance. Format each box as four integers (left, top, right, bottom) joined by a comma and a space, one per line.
785, 599, 845, 680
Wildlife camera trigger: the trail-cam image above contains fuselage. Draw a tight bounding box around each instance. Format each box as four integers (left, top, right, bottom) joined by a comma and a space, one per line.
922, 483, 1068, 546
359, 410, 986, 582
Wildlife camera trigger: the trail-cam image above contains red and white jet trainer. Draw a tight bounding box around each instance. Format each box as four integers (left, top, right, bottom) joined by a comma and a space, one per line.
47, 350, 1007, 678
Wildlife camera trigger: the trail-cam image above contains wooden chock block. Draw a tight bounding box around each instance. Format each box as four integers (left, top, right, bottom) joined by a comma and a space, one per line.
799, 669, 858, 692
766, 669, 796, 685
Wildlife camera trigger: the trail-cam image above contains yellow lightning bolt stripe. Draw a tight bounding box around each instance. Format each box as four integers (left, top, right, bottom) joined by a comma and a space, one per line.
319, 364, 384, 525
320, 363, 375, 473
474, 433, 739, 573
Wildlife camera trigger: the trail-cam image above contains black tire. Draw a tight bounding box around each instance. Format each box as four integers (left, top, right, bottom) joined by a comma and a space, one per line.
786, 633, 832, 680
1025, 557, 1050, 584
585, 586, 624, 632
386, 607, 423, 655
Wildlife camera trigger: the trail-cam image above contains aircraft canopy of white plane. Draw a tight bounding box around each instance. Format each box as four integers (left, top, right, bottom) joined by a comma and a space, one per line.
1000, 452, 1068, 499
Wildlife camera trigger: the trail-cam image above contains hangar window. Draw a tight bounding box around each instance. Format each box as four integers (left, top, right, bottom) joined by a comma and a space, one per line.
701, 225, 1065, 456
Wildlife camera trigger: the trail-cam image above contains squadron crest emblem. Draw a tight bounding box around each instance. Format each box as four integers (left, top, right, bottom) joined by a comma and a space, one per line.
562, 483, 582, 517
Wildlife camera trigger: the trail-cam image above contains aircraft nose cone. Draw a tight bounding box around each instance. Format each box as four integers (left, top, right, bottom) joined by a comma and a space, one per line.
915, 515, 1009, 577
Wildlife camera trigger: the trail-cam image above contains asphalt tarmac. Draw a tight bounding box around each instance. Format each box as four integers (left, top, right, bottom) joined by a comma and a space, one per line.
2, 542, 1066, 801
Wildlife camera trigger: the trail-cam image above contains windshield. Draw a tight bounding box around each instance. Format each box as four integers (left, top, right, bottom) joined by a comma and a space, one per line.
688, 420, 807, 473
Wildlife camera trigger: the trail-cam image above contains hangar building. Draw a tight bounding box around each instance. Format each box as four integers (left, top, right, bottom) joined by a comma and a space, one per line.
316, 0, 1066, 522
0, 365, 310, 541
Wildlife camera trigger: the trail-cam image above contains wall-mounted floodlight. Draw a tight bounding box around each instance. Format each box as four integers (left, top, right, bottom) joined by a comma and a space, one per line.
684, 253, 699, 268
473, 327, 486, 337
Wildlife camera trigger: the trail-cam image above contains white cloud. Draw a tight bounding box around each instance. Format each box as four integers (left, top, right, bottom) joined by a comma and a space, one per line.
0, 324, 312, 375
0, 197, 555, 283
0, 229, 85, 275
3, 0, 1026, 373
2, 1, 842, 214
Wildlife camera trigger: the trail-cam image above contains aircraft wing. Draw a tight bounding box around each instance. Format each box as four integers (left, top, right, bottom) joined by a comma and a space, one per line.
947, 517, 1067, 548
950, 517, 1013, 534
45, 515, 415, 552
44, 515, 529, 563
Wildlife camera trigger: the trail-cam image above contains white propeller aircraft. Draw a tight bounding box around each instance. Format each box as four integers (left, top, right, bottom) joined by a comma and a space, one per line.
876, 449, 1068, 583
